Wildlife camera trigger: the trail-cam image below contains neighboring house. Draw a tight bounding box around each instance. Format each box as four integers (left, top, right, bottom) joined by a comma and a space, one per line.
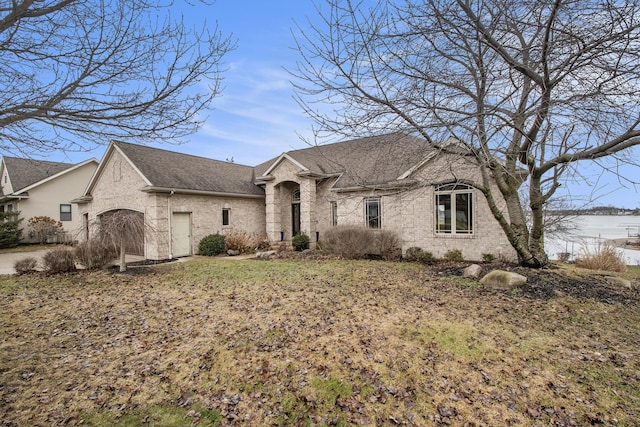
76, 134, 518, 261
0, 157, 98, 242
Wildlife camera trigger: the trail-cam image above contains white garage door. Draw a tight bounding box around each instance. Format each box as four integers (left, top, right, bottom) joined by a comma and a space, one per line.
171, 212, 192, 257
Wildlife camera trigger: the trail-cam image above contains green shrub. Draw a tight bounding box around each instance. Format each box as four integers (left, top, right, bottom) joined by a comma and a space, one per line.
292, 232, 310, 251
404, 247, 436, 264
14, 257, 38, 275
482, 253, 496, 262
0, 211, 22, 248
323, 226, 374, 259
42, 248, 76, 274
199, 233, 226, 256
74, 239, 118, 270
444, 249, 464, 262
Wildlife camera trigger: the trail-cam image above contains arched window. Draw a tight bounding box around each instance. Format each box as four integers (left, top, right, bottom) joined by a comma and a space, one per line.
435, 183, 473, 235
292, 189, 301, 203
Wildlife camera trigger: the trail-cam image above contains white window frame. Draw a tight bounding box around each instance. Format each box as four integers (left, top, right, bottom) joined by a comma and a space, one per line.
330, 201, 338, 226
365, 197, 381, 229
435, 183, 473, 235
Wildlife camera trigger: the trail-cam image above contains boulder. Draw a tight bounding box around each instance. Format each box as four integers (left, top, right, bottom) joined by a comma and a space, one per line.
604, 275, 633, 290
227, 249, 240, 256
480, 270, 527, 290
255, 250, 275, 260
463, 264, 483, 279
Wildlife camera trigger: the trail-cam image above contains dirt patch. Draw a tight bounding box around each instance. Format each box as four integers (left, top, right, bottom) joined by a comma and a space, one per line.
432, 261, 639, 305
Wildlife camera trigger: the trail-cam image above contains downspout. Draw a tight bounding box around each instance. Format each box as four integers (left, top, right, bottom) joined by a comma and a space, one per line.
168, 190, 175, 259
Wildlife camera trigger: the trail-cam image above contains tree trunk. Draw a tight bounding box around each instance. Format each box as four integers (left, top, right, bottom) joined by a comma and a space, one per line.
527, 175, 550, 267
119, 239, 127, 272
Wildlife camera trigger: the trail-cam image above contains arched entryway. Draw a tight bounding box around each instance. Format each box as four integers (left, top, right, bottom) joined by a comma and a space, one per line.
98, 209, 144, 256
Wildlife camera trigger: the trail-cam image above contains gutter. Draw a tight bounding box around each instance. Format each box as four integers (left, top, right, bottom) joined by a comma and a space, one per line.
141, 186, 264, 199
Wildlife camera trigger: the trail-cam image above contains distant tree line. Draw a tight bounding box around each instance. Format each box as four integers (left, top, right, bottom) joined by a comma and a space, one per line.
549, 206, 640, 216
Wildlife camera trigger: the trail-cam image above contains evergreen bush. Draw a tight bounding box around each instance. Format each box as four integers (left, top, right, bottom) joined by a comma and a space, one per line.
199, 233, 226, 256
292, 232, 310, 251
444, 249, 464, 262
0, 211, 22, 248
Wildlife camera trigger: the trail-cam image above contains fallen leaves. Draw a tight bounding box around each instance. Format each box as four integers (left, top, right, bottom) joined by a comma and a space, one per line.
0, 260, 638, 426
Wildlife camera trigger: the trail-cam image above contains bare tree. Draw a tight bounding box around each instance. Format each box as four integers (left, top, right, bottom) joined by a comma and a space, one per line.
98, 210, 145, 272
293, 0, 640, 267
0, 0, 234, 156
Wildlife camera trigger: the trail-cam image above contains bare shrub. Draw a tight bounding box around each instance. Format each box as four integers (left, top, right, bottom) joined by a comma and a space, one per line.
373, 230, 401, 260
27, 216, 63, 244
42, 248, 76, 274
323, 226, 374, 259
576, 242, 627, 273
74, 239, 118, 270
252, 233, 271, 252
224, 229, 252, 254
14, 257, 38, 275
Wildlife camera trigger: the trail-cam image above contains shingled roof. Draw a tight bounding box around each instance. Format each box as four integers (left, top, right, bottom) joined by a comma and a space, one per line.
1, 157, 76, 195
256, 133, 436, 189
113, 141, 264, 196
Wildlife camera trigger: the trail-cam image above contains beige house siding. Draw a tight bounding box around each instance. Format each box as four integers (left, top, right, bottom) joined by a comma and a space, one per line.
166, 193, 265, 258
11, 162, 97, 242
79, 148, 266, 260
300, 152, 517, 262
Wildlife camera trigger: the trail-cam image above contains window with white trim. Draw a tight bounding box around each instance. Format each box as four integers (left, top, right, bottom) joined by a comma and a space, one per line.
365, 197, 381, 229
435, 184, 473, 235
60, 204, 72, 221
330, 201, 338, 226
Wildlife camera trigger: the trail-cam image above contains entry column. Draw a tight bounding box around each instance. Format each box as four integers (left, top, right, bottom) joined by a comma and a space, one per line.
300, 178, 317, 248
265, 183, 281, 243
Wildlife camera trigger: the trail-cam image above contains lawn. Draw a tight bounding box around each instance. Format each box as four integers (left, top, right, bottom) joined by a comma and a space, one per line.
0, 258, 638, 426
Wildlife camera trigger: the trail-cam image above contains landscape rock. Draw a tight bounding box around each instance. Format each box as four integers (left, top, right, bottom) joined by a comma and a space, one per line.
480, 270, 527, 290
604, 275, 633, 290
255, 250, 275, 260
227, 249, 240, 256
463, 264, 483, 279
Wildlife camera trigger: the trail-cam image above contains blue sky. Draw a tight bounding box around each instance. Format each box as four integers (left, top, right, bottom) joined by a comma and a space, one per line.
49, 0, 639, 208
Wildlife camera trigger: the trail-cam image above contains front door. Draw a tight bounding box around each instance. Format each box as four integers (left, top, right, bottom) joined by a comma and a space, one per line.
172, 212, 191, 257
292, 203, 301, 237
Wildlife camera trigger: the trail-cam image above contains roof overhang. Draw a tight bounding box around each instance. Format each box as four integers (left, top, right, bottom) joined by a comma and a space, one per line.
0, 193, 29, 202
140, 186, 265, 199
331, 179, 419, 193
261, 153, 310, 177
70, 195, 94, 204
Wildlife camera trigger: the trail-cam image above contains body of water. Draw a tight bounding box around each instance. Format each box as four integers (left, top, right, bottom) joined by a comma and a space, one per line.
545, 215, 640, 265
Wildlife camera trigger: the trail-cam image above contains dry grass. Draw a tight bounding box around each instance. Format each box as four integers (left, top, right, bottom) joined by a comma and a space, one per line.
0, 259, 638, 426
576, 241, 628, 273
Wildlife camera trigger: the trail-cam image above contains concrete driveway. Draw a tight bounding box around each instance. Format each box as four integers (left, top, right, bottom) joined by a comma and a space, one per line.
0, 249, 50, 275
0, 249, 147, 275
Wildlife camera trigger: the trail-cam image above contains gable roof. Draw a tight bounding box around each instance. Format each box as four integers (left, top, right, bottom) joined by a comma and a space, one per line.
1, 157, 90, 195
255, 133, 437, 189
111, 141, 264, 197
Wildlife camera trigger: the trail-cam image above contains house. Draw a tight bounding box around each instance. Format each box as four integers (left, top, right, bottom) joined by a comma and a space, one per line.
0, 157, 98, 242
75, 134, 517, 261
73, 141, 265, 259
